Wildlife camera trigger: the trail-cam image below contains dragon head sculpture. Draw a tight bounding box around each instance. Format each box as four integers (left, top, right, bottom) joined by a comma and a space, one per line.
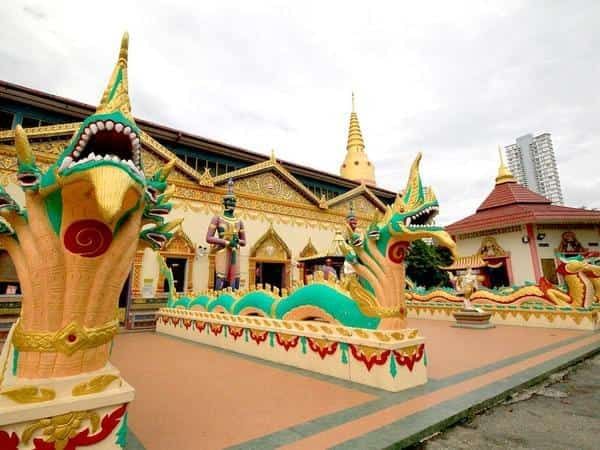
0, 33, 178, 379
344, 153, 456, 329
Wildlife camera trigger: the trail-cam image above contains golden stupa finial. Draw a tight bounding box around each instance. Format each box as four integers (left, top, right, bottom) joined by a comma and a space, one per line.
97, 32, 134, 122
270, 148, 276, 162
340, 91, 376, 185
495, 145, 516, 185
346, 92, 365, 153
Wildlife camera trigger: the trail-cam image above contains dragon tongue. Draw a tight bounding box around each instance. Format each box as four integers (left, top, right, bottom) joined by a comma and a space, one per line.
88, 166, 138, 224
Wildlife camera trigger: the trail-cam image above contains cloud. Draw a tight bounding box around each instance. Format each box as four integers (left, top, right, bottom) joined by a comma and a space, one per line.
1, 1, 599, 225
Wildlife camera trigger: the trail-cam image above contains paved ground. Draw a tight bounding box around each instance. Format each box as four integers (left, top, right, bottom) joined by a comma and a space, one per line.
106, 319, 600, 449
414, 353, 600, 450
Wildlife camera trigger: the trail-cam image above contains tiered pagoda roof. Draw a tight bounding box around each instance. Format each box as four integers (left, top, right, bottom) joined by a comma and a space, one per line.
446, 150, 600, 235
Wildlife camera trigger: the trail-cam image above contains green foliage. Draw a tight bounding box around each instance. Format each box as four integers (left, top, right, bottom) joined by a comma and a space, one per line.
406, 240, 452, 289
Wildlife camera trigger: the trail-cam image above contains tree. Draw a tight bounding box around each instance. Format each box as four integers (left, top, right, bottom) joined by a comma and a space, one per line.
406, 240, 452, 289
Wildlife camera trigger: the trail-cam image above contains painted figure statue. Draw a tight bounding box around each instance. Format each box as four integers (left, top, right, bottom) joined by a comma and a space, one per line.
451, 267, 485, 311
322, 258, 338, 281
0, 34, 176, 449
206, 179, 246, 290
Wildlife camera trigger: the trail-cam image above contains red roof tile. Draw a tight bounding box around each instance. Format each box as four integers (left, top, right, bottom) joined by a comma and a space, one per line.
447, 180, 600, 234
476, 182, 550, 212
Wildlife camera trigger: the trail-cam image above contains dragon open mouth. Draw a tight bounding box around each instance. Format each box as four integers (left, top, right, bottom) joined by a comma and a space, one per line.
59, 120, 143, 178
404, 206, 439, 228
17, 172, 41, 187
149, 207, 170, 216
147, 232, 168, 247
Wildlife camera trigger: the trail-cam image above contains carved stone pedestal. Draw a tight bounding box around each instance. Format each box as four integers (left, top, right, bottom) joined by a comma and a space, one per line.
0, 330, 134, 449
452, 309, 495, 329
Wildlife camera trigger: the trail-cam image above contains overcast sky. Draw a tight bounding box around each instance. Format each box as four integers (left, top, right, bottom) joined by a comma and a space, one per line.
2, 1, 599, 224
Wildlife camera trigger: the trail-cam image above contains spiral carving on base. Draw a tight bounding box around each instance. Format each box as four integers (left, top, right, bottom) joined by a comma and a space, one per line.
63, 219, 113, 257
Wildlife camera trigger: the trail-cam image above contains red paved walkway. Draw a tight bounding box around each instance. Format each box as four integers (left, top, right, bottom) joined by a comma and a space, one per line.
109, 319, 591, 449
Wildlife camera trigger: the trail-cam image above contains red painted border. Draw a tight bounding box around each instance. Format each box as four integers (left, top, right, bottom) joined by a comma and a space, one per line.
526, 224, 542, 280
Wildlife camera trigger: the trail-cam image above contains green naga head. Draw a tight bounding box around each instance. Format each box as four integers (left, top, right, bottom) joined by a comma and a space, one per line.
8, 33, 178, 250
379, 153, 456, 255
37, 33, 146, 225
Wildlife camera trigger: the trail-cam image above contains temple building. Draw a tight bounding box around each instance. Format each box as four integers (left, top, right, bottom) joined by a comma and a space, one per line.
445, 151, 600, 287
0, 81, 391, 330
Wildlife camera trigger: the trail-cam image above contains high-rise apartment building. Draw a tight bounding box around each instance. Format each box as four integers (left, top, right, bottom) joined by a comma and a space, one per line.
504, 133, 564, 204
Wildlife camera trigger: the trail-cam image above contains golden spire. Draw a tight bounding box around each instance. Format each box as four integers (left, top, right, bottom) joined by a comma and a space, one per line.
495, 145, 516, 185
346, 93, 365, 153
340, 92, 376, 185
96, 32, 134, 122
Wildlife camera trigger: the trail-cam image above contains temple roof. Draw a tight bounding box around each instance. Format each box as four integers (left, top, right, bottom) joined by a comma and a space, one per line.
446, 152, 600, 235
0, 80, 396, 201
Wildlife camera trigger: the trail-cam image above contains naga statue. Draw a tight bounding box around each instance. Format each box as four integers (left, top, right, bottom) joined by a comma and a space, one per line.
205, 179, 246, 290
0, 34, 176, 449
165, 153, 456, 330
410, 254, 600, 310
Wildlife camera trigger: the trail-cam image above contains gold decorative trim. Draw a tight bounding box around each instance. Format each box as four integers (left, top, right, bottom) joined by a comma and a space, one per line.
324, 183, 386, 212
12, 319, 118, 356
72, 374, 120, 396
213, 157, 322, 205
346, 277, 406, 318
22, 410, 100, 450
1, 386, 56, 404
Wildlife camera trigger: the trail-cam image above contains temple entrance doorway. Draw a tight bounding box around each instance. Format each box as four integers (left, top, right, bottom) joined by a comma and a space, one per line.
249, 224, 291, 290
256, 262, 285, 290
487, 263, 509, 288
163, 257, 187, 293
156, 229, 195, 294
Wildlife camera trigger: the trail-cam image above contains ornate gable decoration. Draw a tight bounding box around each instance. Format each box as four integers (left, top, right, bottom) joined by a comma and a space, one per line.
478, 236, 507, 258
213, 157, 320, 206
300, 238, 319, 258
326, 184, 386, 218
164, 228, 196, 255
251, 224, 291, 260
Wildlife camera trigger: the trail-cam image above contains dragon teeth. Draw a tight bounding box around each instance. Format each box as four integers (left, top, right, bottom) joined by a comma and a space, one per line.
123, 126, 131, 135
105, 121, 114, 130
97, 121, 105, 130
115, 123, 124, 133
90, 124, 98, 134
59, 156, 73, 171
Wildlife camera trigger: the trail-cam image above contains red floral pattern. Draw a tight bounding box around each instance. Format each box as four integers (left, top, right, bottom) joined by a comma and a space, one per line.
249, 329, 268, 345
349, 345, 391, 370
393, 344, 425, 372
229, 326, 244, 340
275, 333, 300, 351
0, 431, 19, 450
195, 321, 207, 332
307, 338, 338, 359
209, 323, 224, 336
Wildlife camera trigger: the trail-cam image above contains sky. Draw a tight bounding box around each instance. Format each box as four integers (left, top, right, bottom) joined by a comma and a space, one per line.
1, 1, 599, 224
